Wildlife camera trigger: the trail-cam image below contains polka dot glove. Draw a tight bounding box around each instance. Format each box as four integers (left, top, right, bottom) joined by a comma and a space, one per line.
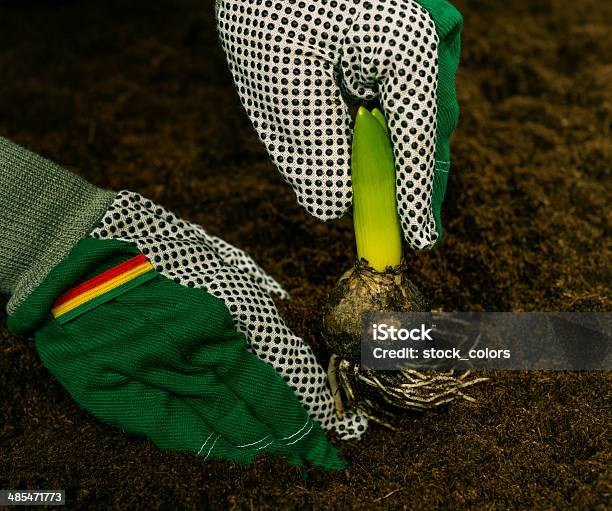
90, 191, 368, 440
216, 0, 462, 249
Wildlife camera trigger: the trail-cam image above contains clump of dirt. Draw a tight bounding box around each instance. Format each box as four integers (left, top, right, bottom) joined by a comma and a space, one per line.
0, 0, 610, 509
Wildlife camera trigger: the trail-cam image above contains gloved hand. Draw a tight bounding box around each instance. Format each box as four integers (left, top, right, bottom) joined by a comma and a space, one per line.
9, 237, 346, 469
89, 190, 367, 441
0, 137, 366, 469
216, 0, 462, 249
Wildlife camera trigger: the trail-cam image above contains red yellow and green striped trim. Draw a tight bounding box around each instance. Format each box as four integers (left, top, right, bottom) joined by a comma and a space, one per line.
51, 253, 156, 324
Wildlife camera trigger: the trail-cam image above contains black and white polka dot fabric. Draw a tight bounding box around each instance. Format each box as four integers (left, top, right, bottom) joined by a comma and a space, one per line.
216, 0, 440, 248
90, 191, 368, 439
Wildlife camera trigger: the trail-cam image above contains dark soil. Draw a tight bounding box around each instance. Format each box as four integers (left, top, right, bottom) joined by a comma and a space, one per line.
1, 0, 610, 509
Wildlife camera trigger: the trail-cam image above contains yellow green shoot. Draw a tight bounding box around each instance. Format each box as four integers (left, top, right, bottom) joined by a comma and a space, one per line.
351, 107, 402, 271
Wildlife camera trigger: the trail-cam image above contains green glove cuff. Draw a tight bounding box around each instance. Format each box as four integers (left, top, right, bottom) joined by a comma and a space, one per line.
0, 136, 115, 313
8, 237, 345, 470
414, 0, 463, 241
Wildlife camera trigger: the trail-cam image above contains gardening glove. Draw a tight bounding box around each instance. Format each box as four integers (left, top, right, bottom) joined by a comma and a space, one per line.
88, 189, 368, 441
0, 137, 366, 468
216, 0, 462, 249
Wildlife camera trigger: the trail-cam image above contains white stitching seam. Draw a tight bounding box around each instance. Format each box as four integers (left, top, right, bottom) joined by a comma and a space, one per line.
254, 439, 275, 452
285, 422, 314, 446
199, 418, 313, 460
279, 418, 310, 441
197, 432, 214, 455
235, 435, 272, 448
204, 434, 220, 461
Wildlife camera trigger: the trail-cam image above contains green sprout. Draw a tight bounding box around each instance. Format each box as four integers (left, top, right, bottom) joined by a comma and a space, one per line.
325, 108, 486, 423
351, 107, 402, 272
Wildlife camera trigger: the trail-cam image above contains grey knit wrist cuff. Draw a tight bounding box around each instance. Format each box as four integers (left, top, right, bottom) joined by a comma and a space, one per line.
0, 136, 115, 313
